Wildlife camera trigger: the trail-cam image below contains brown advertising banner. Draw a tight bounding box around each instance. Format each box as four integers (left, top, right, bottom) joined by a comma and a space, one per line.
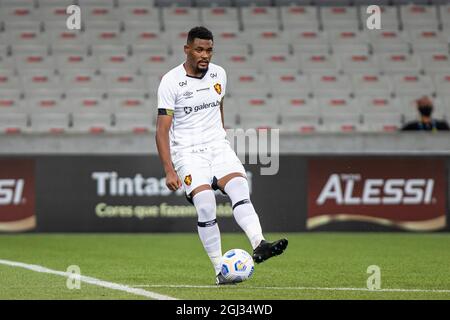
308, 158, 447, 231
0, 159, 36, 232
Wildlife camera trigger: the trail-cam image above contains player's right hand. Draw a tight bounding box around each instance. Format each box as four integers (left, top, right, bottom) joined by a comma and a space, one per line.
166, 170, 182, 191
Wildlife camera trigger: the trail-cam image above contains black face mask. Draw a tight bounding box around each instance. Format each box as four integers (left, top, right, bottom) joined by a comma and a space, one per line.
419, 105, 433, 117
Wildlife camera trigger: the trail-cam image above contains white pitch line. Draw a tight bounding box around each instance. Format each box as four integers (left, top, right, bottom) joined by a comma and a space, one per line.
0, 259, 177, 300
132, 284, 450, 294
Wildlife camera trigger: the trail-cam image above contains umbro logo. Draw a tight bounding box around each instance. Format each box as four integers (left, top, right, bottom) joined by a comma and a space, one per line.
183, 91, 193, 97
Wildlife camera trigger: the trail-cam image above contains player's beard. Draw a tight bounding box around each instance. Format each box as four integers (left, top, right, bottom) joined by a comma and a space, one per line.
197, 60, 209, 72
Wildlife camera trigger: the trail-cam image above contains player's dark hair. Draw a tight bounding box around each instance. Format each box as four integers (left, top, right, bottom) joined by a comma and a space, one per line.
187, 26, 213, 44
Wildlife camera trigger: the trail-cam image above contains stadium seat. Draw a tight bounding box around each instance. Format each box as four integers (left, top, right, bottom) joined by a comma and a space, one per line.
299, 53, 340, 74
0, 96, 25, 114
196, 0, 233, 7
105, 73, 148, 98
71, 112, 112, 134
256, 53, 299, 73
433, 73, 450, 97
113, 96, 153, 114
0, 71, 22, 97
66, 94, 106, 112
114, 112, 155, 134
136, 53, 177, 76
27, 94, 68, 114
155, 0, 193, 7
62, 71, 106, 96
269, 73, 312, 97
86, 28, 126, 53
420, 52, 450, 76
246, 29, 290, 54
311, 73, 352, 97
47, 30, 87, 55
0, 54, 14, 70
440, 5, 450, 30
329, 30, 370, 54
22, 71, 62, 96
162, 7, 201, 32
0, 112, 28, 134
98, 53, 138, 74
400, 4, 439, 30
214, 53, 258, 72
392, 73, 435, 97
237, 97, 279, 130
228, 72, 269, 97
318, 96, 361, 132
120, 5, 161, 31
241, 6, 280, 30
277, 95, 320, 134
30, 113, 70, 134
369, 29, 411, 54
81, 5, 119, 29
320, 6, 359, 30
379, 53, 422, 74
280, 6, 319, 30
8, 29, 48, 55
358, 96, 402, 132
1, 0, 35, 6
289, 29, 330, 54
116, 0, 156, 6
408, 29, 449, 53
234, 0, 272, 7
352, 73, 393, 97
1, 5, 41, 31
201, 6, 239, 26
14, 54, 55, 73
124, 29, 169, 55
55, 53, 99, 73
78, 0, 115, 6
38, 5, 71, 28
339, 53, 380, 73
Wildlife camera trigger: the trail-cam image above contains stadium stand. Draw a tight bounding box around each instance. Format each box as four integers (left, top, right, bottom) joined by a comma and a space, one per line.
0, 0, 449, 135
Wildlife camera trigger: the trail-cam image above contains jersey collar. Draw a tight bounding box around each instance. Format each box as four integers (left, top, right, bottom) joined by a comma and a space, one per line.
183, 62, 209, 80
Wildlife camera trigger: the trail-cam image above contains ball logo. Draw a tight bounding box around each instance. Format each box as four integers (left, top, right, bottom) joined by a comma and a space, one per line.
184, 106, 193, 114
184, 174, 192, 186
234, 260, 247, 272
214, 83, 222, 95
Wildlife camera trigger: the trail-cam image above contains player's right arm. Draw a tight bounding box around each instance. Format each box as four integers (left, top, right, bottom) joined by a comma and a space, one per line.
156, 113, 181, 191
156, 76, 182, 191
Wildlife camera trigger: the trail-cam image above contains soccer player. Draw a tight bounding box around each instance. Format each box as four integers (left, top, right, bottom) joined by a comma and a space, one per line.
155, 26, 288, 285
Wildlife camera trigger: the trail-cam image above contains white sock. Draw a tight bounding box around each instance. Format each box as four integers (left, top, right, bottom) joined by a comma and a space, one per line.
193, 190, 222, 275
224, 177, 265, 250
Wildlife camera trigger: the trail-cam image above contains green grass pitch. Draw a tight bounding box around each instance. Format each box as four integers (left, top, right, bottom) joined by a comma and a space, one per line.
1, 233, 450, 300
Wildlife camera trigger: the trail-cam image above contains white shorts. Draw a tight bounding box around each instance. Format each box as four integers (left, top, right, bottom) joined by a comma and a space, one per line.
172, 140, 246, 195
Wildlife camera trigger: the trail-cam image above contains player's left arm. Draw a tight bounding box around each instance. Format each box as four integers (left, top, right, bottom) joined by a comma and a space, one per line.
220, 96, 225, 129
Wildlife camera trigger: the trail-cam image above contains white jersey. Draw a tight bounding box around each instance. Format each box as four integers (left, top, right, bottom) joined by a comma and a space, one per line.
157, 62, 227, 153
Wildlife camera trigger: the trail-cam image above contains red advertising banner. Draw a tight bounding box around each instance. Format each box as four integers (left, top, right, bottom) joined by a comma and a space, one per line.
0, 159, 36, 232
308, 158, 447, 231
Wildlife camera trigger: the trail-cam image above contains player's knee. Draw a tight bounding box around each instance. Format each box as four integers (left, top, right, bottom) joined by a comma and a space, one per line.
224, 176, 250, 201
193, 190, 217, 222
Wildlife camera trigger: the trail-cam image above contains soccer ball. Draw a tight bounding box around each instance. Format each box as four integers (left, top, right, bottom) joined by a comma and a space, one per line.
221, 249, 255, 282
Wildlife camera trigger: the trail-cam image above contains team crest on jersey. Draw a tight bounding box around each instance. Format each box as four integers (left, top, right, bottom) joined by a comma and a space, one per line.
213, 83, 222, 95
184, 174, 192, 186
